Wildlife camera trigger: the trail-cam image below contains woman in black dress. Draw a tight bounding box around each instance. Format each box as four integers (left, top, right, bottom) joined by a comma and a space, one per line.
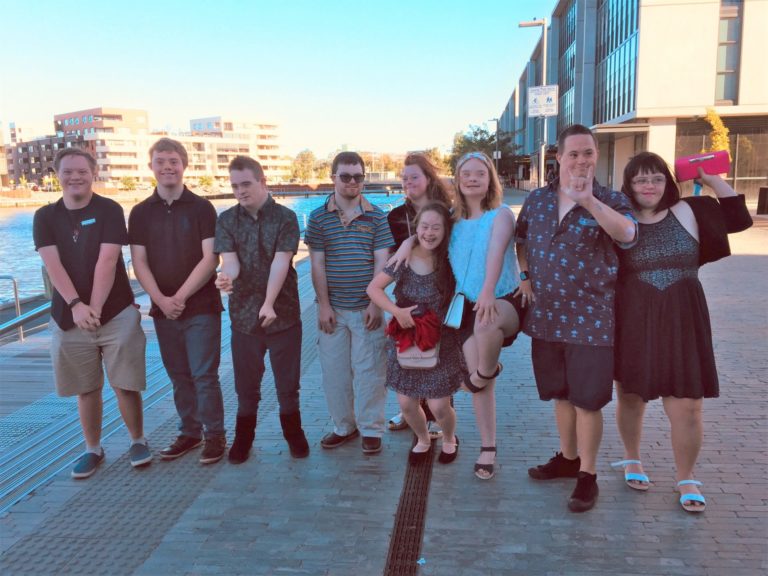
613, 152, 752, 512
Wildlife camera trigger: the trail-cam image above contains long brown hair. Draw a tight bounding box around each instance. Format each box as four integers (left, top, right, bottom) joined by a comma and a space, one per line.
414, 201, 456, 312
453, 151, 502, 220
403, 153, 453, 209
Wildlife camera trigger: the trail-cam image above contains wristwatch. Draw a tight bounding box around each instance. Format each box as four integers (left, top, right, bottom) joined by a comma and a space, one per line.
68, 297, 82, 308
519, 271, 530, 281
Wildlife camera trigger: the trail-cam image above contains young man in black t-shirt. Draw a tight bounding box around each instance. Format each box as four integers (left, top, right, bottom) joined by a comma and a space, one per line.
129, 138, 226, 465
33, 148, 150, 479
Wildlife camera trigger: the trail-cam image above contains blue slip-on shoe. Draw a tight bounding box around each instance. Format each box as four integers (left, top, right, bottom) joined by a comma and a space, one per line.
71, 450, 105, 479
129, 442, 152, 468
677, 479, 706, 513
611, 459, 650, 491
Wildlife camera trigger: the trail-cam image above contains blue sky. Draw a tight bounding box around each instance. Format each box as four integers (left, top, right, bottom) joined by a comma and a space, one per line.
0, 0, 556, 157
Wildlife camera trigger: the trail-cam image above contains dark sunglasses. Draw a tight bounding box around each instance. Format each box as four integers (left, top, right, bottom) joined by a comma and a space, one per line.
337, 173, 365, 183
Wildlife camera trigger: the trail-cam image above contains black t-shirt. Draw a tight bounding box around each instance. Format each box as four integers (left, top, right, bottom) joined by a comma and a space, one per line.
128, 187, 222, 319
33, 194, 134, 331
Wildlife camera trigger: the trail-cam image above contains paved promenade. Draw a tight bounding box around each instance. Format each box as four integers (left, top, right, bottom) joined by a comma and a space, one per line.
0, 213, 766, 575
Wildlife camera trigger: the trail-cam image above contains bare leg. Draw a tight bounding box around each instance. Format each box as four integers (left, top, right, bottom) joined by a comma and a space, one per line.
554, 399, 578, 460
426, 397, 456, 451
615, 382, 648, 482
399, 394, 430, 450
574, 407, 603, 474
469, 300, 519, 389
113, 388, 145, 441
663, 396, 704, 506
463, 336, 496, 470
78, 388, 103, 449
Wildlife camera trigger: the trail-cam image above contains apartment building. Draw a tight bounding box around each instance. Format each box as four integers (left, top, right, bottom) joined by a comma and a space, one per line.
501, 0, 767, 198
5, 108, 290, 186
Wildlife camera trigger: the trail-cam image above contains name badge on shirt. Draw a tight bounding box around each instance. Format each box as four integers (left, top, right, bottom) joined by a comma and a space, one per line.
81, 218, 96, 226
578, 217, 598, 227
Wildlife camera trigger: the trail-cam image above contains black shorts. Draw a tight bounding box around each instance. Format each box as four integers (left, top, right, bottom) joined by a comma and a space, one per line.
459, 290, 527, 348
531, 338, 613, 411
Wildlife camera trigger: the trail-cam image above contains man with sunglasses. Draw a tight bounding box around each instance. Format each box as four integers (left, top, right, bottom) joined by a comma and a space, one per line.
305, 151, 394, 455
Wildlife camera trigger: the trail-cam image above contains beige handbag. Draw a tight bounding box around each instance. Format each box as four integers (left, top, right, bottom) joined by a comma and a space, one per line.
397, 342, 440, 370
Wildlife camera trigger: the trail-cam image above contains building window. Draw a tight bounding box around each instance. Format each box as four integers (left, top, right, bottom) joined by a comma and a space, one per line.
716, 1, 742, 104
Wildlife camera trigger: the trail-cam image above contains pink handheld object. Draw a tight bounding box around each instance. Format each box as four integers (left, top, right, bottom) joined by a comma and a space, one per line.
674, 150, 730, 182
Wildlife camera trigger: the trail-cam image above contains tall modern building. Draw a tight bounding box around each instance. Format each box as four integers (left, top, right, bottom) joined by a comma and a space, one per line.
5, 108, 290, 186
501, 0, 768, 198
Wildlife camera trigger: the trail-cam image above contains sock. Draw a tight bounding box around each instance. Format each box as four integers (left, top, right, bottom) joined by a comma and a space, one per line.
85, 443, 102, 455
130, 437, 147, 446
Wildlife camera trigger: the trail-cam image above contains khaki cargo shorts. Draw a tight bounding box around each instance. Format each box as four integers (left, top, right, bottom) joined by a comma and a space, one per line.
50, 305, 146, 397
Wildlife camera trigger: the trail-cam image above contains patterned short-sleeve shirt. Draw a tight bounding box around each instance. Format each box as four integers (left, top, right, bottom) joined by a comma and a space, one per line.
515, 180, 637, 346
214, 196, 300, 334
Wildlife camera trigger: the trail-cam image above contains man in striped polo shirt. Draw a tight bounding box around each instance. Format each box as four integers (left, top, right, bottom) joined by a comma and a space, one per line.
305, 151, 394, 455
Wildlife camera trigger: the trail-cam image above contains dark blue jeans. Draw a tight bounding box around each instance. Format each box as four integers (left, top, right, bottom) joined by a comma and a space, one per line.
231, 323, 302, 417
154, 313, 225, 438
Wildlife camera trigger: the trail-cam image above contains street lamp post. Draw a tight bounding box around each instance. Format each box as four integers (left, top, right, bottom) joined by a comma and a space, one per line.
519, 17, 548, 188
488, 118, 499, 174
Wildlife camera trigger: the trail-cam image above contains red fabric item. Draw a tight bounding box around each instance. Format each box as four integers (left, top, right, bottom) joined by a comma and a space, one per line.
385, 309, 441, 352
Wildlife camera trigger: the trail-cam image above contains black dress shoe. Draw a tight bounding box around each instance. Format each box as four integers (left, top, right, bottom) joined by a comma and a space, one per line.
438, 436, 459, 464
361, 436, 382, 454
320, 429, 359, 449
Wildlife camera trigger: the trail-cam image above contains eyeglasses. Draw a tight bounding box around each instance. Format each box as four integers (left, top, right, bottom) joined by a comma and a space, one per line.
337, 173, 365, 183
632, 175, 666, 186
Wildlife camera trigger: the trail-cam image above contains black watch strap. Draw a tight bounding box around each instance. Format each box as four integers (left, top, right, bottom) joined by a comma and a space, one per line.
68, 297, 82, 309
520, 270, 530, 281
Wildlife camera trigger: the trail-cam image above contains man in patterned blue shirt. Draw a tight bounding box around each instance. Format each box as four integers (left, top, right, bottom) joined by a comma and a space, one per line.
305, 152, 394, 455
516, 124, 638, 512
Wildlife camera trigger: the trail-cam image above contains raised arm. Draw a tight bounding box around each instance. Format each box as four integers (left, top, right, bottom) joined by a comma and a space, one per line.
563, 166, 636, 244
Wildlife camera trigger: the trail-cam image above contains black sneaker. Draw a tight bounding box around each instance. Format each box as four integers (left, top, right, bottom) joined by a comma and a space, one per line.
528, 452, 581, 480
200, 436, 227, 465
320, 429, 360, 449
160, 435, 203, 460
568, 471, 599, 513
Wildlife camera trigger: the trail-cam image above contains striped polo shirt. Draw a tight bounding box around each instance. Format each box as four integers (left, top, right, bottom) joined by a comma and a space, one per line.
305, 194, 394, 310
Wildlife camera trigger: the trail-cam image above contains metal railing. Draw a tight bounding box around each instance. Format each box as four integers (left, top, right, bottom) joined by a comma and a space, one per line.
0, 275, 25, 341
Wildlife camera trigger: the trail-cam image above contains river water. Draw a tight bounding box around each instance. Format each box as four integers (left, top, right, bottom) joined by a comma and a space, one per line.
0, 193, 403, 306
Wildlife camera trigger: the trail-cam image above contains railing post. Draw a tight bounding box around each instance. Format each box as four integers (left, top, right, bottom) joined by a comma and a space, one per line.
0, 275, 24, 342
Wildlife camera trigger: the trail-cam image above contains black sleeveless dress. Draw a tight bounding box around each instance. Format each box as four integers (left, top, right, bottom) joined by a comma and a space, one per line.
614, 210, 718, 401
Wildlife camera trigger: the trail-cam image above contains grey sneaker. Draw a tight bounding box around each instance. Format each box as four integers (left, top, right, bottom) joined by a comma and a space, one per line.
200, 436, 227, 465
71, 450, 105, 479
129, 442, 152, 468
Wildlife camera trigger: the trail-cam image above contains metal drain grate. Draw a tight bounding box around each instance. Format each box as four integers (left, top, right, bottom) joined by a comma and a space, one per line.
383, 439, 435, 576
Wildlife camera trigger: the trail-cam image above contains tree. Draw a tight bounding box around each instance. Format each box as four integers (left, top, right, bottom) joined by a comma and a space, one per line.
291, 149, 316, 182
314, 159, 331, 180
448, 125, 520, 177
422, 148, 449, 174
703, 107, 730, 159
120, 176, 137, 191
198, 175, 214, 192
